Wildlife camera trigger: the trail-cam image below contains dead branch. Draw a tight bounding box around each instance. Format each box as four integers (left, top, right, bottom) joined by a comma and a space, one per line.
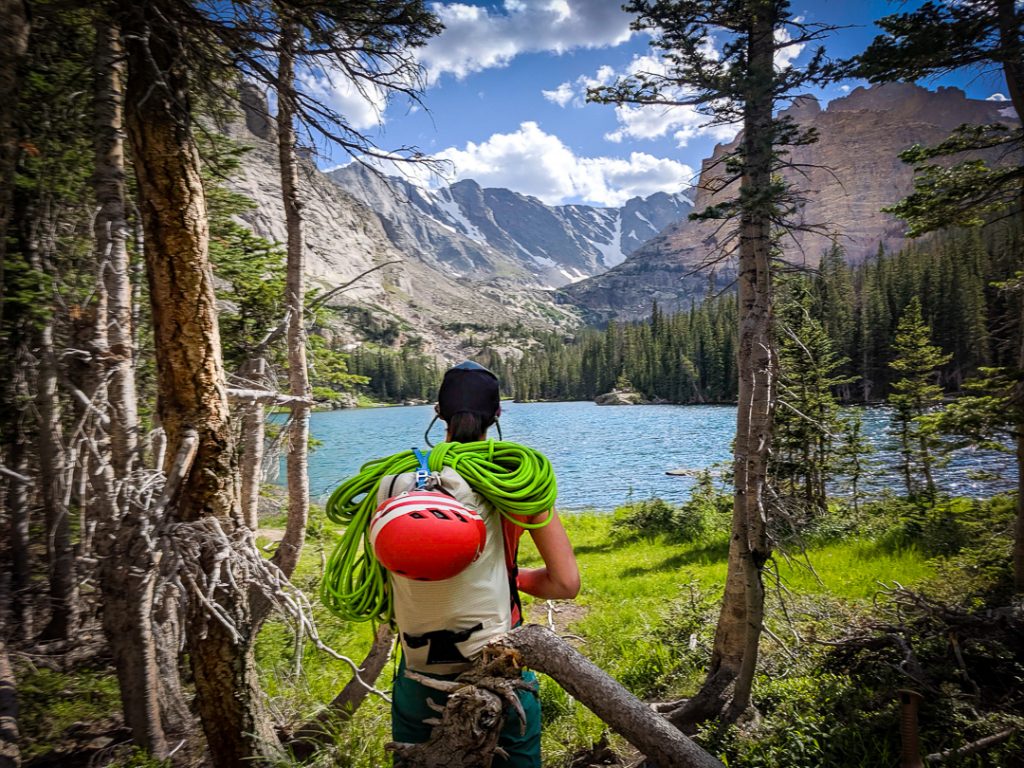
925, 728, 1019, 763
151, 429, 198, 519
289, 624, 395, 759
158, 516, 389, 700
306, 260, 403, 314
226, 388, 313, 407
0, 465, 31, 484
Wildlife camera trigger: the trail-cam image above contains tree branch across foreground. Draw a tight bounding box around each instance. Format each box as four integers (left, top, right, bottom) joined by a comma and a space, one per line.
390, 624, 725, 768
288, 624, 395, 760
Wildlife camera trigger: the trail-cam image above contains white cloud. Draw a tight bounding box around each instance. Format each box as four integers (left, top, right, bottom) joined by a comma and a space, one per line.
774, 25, 805, 70
297, 68, 387, 131
426, 122, 694, 206
988, 92, 1009, 101
545, 53, 737, 147
419, 0, 634, 83
542, 82, 575, 107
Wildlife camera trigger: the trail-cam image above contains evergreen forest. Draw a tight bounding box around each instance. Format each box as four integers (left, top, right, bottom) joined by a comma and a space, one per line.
497, 226, 1023, 404
2, 1, 1023, 768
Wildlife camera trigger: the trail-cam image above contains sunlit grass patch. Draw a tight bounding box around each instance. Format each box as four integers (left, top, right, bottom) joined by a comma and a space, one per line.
18, 665, 123, 760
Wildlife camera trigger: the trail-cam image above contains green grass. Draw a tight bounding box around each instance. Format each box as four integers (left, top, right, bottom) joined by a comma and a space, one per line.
17, 666, 123, 760
21, 506, 941, 767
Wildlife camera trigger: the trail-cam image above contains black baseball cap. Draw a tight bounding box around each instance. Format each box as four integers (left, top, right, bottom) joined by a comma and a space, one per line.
438, 361, 500, 422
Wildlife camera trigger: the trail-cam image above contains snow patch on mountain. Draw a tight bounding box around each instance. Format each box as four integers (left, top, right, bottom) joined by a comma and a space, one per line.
328, 164, 693, 289
431, 189, 488, 243
593, 214, 624, 268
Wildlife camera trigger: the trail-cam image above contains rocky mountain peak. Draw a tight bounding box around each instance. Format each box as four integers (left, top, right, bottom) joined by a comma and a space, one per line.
563, 82, 1019, 322
328, 164, 693, 288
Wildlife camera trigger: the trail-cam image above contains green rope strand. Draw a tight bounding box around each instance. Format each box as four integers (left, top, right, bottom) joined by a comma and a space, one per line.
319, 440, 557, 623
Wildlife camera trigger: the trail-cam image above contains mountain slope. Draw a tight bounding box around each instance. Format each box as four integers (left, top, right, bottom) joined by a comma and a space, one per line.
328, 164, 692, 288
562, 83, 1019, 321
220, 86, 579, 359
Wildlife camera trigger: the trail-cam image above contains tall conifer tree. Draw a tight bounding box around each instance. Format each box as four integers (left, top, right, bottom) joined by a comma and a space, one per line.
888, 298, 952, 499
591, 0, 839, 723
857, 0, 1024, 588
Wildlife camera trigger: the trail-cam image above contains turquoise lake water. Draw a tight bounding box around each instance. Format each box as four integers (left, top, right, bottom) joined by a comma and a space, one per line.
292, 401, 1015, 511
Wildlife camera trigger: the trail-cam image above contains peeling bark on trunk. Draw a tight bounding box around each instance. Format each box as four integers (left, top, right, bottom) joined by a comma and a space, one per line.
0, 636, 20, 768
118, 3, 278, 762
273, 18, 310, 583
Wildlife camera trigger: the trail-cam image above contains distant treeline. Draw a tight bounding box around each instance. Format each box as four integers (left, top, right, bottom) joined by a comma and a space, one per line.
492, 223, 1022, 404
348, 346, 442, 402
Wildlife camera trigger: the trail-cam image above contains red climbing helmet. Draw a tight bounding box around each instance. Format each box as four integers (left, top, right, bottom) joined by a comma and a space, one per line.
369, 490, 486, 581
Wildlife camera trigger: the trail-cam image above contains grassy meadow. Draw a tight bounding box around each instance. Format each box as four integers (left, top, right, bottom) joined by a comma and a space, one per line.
19, 495, 1022, 767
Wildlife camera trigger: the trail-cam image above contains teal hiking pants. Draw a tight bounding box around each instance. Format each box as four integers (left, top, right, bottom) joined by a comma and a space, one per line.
391, 655, 541, 767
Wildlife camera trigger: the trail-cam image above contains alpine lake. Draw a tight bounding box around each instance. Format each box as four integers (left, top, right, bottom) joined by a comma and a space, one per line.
291, 401, 1017, 511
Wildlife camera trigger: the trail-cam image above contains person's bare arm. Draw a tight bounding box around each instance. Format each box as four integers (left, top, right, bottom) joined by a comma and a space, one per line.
517, 510, 580, 600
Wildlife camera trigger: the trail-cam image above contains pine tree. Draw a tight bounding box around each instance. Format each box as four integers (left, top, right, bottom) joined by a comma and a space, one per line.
774, 279, 856, 513
590, 0, 840, 726
888, 298, 953, 500
857, 0, 1024, 588
834, 411, 875, 514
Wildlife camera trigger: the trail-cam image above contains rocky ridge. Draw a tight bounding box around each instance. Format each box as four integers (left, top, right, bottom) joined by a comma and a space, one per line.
221, 85, 580, 359
562, 83, 1019, 322
329, 163, 693, 288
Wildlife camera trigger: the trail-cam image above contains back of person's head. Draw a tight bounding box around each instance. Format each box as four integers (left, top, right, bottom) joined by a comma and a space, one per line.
437, 361, 500, 443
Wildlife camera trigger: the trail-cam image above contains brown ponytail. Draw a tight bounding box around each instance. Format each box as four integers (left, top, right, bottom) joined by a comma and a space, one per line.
447, 412, 493, 443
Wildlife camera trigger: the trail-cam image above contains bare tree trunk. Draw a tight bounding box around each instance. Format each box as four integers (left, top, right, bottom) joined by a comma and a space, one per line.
0, 0, 29, 312
239, 358, 266, 531
24, 188, 75, 642
0, 636, 20, 768
6, 431, 31, 643
34, 313, 75, 641
91, 19, 191, 755
273, 17, 310, 582
95, 19, 139, 482
673, 3, 776, 726
118, 3, 278, 762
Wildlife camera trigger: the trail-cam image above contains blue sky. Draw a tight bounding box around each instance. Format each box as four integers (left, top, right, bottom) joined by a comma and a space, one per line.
314, 1, 1013, 207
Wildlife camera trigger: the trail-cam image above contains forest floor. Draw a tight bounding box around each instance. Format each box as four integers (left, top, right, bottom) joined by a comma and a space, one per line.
14, 496, 1023, 767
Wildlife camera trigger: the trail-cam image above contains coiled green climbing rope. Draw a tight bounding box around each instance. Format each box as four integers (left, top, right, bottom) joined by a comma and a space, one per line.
320, 440, 557, 623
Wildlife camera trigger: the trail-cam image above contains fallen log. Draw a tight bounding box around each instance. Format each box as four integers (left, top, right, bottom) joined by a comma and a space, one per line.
498, 625, 724, 768
389, 624, 724, 768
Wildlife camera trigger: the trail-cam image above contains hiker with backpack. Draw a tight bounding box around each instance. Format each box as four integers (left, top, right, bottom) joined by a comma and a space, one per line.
323, 360, 579, 766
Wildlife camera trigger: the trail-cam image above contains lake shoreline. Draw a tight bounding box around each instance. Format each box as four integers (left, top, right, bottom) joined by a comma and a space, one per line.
282, 401, 1016, 510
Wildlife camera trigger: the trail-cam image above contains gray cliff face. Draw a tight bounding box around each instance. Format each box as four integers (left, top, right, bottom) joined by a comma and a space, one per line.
563, 83, 1020, 322
222, 90, 579, 359
329, 164, 693, 288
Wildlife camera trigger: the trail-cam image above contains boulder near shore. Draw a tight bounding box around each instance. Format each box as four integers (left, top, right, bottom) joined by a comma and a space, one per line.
594, 389, 644, 405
